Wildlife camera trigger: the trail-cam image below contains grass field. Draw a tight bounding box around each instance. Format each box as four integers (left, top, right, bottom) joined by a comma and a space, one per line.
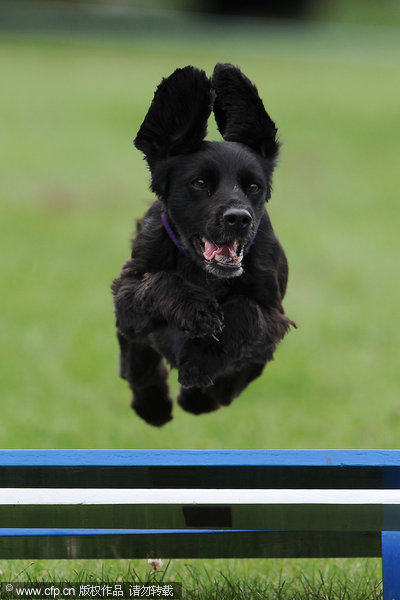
1, 10, 399, 597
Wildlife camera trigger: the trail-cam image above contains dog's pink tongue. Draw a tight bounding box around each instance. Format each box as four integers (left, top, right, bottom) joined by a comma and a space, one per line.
203, 240, 235, 261
203, 240, 219, 261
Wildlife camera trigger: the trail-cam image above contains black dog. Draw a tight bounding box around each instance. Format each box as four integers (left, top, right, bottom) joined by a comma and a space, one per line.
112, 63, 295, 426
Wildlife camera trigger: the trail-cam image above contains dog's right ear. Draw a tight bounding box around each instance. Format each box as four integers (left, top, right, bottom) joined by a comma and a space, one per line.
211, 63, 279, 162
134, 67, 212, 170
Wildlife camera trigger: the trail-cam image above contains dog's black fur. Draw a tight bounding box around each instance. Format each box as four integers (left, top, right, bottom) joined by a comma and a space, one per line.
112, 63, 295, 426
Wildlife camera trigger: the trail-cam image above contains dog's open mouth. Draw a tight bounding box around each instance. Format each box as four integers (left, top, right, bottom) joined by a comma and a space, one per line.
202, 238, 244, 267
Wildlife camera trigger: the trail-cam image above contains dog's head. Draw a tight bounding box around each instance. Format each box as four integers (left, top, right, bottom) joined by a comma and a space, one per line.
134, 63, 280, 279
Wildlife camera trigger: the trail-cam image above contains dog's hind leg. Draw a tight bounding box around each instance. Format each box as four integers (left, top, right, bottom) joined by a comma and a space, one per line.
209, 363, 265, 407
118, 334, 173, 426
177, 386, 220, 415
177, 363, 264, 415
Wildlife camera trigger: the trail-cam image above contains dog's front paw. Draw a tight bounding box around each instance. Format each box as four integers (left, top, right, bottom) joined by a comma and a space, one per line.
177, 340, 225, 388
178, 360, 215, 388
189, 304, 224, 339
176, 296, 224, 339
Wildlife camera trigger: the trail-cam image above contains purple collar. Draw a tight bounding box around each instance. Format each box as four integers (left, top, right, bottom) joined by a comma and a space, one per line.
161, 213, 188, 256
161, 213, 259, 258
246, 223, 259, 252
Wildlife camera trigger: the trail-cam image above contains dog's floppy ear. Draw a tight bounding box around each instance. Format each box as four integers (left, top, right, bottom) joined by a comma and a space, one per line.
134, 66, 212, 169
212, 63, 279, 161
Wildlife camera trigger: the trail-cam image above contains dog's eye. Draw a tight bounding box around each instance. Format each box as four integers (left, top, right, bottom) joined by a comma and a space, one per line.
248, 183, 261, 193
191, 179, 207, 190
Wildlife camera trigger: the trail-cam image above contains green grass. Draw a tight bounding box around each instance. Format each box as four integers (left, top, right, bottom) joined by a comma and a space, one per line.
0, 14, 400, 597
0, 558, 383, 599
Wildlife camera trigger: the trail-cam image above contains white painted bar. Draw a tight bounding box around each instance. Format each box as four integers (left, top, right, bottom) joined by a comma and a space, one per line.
2, 488, 400, 505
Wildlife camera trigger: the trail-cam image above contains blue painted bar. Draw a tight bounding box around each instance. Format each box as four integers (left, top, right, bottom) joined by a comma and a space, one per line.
382, 531, 400, 600
0, 529, 382, 559
0, 528, 256, 536
0, 449, 400, 467
0, 450, 399, 572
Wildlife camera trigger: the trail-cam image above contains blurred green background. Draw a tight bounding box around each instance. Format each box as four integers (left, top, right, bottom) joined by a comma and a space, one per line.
1, 0, 399, 451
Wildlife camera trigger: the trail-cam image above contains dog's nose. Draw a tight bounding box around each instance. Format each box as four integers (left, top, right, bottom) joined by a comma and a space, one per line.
223, 208, 252, 232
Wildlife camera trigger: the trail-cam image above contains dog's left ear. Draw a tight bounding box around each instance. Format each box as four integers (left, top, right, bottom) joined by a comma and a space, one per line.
134, 66, 212, 170
211, 63, 279, 161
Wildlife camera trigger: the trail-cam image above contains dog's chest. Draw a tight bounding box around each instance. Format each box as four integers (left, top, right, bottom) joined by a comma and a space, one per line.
179, 257, 249, 301
205, 276, 247, 304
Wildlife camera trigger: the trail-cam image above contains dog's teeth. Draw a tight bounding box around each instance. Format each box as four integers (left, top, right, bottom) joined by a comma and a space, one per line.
215, 254, 231, 263
215, 254, 241, 265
